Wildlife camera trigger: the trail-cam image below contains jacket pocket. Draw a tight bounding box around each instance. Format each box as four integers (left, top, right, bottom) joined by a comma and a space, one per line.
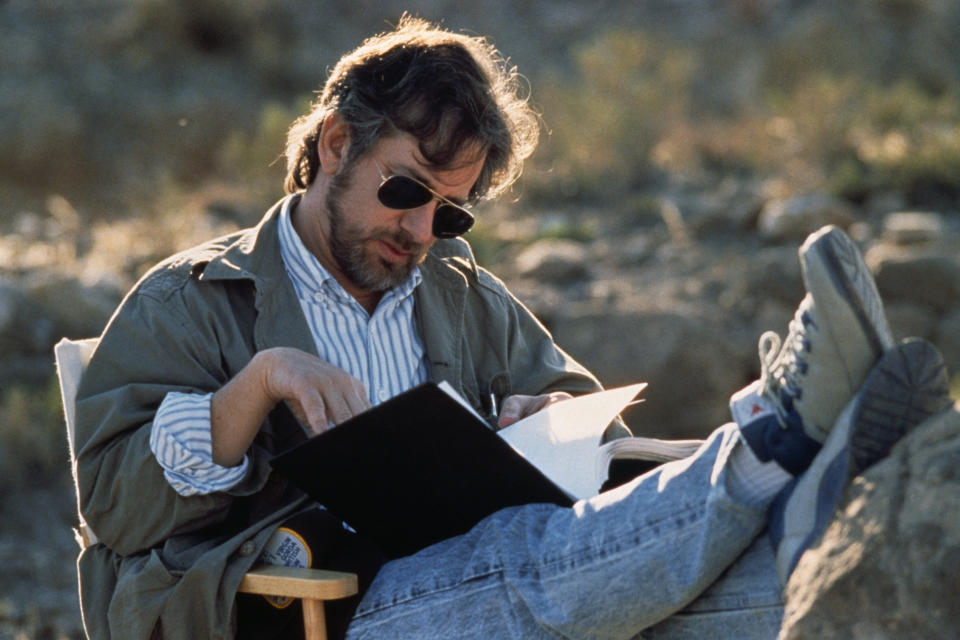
108, 549, 181, 639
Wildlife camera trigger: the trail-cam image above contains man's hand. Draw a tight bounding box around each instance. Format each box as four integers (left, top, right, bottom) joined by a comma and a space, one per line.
210, 347, 369, 466
497, 391, 573, 429
259, 347, 370, 432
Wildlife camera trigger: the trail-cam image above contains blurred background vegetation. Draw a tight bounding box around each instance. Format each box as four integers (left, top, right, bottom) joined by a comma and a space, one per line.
5, 0, 960, 517
5, 0, 960, 523
2, 1, 960, 636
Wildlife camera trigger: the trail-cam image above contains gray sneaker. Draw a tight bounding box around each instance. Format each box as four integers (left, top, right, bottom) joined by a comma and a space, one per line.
732, 225, 895, 474
769, 338, 951, 583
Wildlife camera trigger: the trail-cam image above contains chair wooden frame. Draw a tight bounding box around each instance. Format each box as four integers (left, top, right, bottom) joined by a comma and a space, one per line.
55, 338, 358, 640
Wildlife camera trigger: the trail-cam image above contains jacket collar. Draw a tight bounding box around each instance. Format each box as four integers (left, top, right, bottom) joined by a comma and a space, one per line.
412, 237, 480, 393
196, 196, 317, 356
196, 196, 291, 286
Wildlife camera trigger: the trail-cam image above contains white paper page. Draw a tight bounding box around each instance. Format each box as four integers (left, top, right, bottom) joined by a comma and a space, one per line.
497, 383, 647, 500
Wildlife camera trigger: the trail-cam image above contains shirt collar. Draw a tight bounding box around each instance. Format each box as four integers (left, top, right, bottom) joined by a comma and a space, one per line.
277, 195, 422, 307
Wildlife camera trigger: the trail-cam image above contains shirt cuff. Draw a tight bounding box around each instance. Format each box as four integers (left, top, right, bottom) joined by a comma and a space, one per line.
149, 391, 249, 496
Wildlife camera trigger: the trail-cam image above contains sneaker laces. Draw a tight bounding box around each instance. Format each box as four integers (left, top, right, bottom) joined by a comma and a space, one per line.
757, 308, 813, 428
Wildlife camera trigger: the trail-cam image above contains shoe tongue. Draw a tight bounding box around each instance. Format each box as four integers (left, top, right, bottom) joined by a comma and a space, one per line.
729, 379, 777, 428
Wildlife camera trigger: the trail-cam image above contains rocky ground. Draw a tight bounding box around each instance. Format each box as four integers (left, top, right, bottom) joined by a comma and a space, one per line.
0, 489, 84, 639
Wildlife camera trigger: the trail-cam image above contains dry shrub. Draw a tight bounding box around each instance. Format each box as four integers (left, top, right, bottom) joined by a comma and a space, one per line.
530, 29, 694, 201
0, 380, 69, 496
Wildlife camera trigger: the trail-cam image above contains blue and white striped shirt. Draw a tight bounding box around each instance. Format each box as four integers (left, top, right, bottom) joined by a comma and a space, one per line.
149, 197, 429, 496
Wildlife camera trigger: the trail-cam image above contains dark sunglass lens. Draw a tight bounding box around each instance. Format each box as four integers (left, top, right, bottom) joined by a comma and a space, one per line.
378, 175, 432, 210
433, 204, 474, 238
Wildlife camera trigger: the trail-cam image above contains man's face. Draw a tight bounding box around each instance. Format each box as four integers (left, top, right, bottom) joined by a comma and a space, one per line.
324, 168, 423, 293
323, 133, 485, 293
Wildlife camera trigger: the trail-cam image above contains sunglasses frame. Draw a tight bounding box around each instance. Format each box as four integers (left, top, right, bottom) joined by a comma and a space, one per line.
373, 159, 475, 238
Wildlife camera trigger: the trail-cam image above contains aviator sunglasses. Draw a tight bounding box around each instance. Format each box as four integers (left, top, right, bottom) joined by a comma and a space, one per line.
373, 159, 476, 238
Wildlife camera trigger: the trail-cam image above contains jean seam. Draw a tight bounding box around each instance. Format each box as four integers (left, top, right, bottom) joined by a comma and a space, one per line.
529, 502, 709, 579
354, 565, 508, 617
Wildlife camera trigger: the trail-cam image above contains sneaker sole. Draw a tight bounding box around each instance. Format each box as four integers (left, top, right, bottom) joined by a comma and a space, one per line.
772, 338, 950, 582
848, 337, 951, 474
802, 225, 895, 356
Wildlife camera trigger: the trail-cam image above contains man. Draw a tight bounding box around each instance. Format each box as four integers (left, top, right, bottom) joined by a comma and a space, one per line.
73, 15, 950, 640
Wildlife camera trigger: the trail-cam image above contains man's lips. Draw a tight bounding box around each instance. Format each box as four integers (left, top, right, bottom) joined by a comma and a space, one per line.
377, 239, 414, 263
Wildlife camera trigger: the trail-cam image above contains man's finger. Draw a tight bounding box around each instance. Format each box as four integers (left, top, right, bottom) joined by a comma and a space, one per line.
297, 390, 329, 434
497, 394, 530, 428
323, 390, 357, 426
346, 379, 372, 416
321, 377, 371, 425
497, 392, 574, 429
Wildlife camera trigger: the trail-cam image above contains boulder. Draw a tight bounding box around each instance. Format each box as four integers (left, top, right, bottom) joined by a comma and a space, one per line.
935, 309, 960, 380
883, 301, 940, 344
514, 239, 592, 283
779, 402, 960, 639
551, 308, 752, 439
872, 252, 960, 312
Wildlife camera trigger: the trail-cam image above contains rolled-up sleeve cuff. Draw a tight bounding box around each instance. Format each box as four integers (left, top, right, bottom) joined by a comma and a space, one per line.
149, 391, 249, 496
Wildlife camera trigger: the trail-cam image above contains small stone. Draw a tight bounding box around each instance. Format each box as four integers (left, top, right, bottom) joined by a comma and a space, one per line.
883, 211, 945, 244
757, 193, 855, 241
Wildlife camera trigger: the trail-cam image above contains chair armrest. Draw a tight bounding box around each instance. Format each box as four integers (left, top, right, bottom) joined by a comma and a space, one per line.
238, 565, 359, 600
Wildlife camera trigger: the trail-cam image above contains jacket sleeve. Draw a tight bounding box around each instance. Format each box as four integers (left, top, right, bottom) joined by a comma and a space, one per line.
74, 275, 273, 556
473, 268, 632, 441
504, 288, 601, 396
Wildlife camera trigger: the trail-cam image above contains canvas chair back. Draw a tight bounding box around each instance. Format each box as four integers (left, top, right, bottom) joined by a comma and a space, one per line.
54, 337, 100, 548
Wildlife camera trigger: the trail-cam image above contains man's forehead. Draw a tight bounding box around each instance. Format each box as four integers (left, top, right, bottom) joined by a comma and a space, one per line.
414, 138, 487, 173
381, 134, 486, 193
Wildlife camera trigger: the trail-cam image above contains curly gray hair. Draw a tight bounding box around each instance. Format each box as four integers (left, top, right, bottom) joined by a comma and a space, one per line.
283, 14, 540, 202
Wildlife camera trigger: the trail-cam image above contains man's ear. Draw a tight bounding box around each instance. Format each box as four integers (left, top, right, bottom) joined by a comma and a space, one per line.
317, 113, 350, 176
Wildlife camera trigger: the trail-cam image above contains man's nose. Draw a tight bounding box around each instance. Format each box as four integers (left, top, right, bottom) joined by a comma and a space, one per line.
400, 203, 436, 243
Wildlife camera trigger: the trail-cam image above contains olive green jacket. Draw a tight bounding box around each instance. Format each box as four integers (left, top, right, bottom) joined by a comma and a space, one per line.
73, 196, 617, 639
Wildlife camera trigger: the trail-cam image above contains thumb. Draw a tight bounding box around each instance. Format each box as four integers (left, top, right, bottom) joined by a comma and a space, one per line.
497, 396, 525, 429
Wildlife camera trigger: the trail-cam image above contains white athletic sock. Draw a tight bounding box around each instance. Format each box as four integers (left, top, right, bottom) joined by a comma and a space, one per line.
726, 439, 792, 510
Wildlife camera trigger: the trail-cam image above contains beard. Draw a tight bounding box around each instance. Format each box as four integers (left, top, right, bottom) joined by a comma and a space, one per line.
325, 168, 429, 292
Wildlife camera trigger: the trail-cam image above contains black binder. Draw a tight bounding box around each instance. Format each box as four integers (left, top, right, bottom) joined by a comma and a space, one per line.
270, 383, 573, 559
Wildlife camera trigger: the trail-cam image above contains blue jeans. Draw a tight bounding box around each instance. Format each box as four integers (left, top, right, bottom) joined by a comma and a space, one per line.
344, 424, 784, 639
